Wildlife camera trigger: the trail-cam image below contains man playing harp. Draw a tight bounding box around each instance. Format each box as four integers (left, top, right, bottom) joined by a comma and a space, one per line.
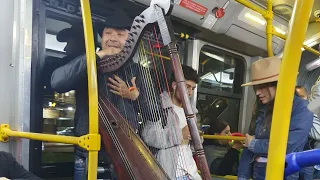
51, 8, 182, 180
51, 9, 138, 179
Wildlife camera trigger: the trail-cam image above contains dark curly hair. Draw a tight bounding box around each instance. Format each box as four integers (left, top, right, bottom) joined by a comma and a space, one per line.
171, 65, 199, 84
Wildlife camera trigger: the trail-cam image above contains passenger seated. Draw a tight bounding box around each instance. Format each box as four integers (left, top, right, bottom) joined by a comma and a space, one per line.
203, 120, 242, 176
0, 151, 42, 180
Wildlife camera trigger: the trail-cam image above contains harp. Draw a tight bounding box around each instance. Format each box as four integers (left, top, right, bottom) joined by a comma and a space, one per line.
96, 0, 211, 179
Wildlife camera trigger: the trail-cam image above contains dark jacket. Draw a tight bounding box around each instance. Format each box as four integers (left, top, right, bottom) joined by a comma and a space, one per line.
50, 53, 161, 162
237, 95, 313, 179
203, 140, 240, 176
0, 151, 42, 180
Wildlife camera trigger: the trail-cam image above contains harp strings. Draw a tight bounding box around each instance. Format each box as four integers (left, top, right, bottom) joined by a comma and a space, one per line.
98, 101, 135, 179
153, 26, 193, 177
140, 26, 192, 177
98, 23, 193, 178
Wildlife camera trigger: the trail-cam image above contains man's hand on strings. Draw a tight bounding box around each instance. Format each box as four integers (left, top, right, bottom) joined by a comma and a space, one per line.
107, 75, 139, 100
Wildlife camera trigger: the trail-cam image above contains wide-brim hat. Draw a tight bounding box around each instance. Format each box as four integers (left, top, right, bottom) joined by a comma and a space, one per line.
57, 23, 84, 42
96, 9, 133, 37
242, 57, 281, 87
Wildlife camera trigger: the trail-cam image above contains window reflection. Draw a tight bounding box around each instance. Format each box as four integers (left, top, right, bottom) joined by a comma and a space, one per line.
198, 47, 237, 92
41, 17, 76, 165
197, 45, 244, 133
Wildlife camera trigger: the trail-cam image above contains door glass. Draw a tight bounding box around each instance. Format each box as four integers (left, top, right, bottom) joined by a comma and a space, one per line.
197, 45, 244, 132
41, 17, 76, 173
198, 45, 244, 94
199, 50, 235, 92
197, 93, 239, 133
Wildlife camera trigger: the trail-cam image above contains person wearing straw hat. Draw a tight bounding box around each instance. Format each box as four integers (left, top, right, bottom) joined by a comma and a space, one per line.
237, 57, 313, 180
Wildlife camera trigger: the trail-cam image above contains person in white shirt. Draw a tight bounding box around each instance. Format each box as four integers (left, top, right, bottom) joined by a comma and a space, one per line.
141, 65, 201, 179
171, 65, 202, 180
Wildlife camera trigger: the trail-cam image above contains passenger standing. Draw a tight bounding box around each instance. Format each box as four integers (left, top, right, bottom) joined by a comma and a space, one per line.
141, 65, 201, 180
51, 10, 140, 180
237, 57, 313, 180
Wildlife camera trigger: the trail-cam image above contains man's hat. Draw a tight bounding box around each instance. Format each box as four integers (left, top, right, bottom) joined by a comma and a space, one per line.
242, 57, 281, 86
57, 23, 84, 42
96, 9, 133, 37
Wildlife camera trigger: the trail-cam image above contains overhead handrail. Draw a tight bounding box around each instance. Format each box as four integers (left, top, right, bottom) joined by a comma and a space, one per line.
273, 30, 320, 56
235, 0, 320, 57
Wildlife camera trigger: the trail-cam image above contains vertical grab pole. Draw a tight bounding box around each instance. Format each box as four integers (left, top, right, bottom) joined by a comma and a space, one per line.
79, 0, 99, 180
266, 0, 314, 179
265, 0, 274, 57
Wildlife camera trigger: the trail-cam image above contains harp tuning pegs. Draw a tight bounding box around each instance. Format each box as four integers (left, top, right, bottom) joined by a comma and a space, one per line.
136, 25, 141, 29
132, 26, 137, 30
127, 38, 134, 43
129, 33, 133, 36
124, 45, 131, 49
135, 19, 140, 23
140, 15, 145, 19
133, 32, 137, 35
140, 19, 145, 23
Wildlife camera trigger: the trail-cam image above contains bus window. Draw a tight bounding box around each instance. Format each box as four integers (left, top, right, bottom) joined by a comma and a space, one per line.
197, 45, 244, 132
40, 17, 78, 179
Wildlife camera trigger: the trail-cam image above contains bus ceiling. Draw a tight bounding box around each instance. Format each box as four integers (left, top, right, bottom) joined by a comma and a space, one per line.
132, 0, 320, 57
45, 0, 320, 57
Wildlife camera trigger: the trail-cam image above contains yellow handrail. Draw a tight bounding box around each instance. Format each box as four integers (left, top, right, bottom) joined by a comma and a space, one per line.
0, 1, 101, 179
0, 125, 78, 144
234, 0, 320, 57
265, 0, 273, 57
235, 0, 268, 17
202, 135, 245, 141
266, 0, 314, 179
79, 0, 100, 179
0, 124, 99, 155
273, 30, 320, 56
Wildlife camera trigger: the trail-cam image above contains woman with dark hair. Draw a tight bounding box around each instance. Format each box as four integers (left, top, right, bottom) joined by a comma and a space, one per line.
237, 57, 313, 180
203, 120, 243, 176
